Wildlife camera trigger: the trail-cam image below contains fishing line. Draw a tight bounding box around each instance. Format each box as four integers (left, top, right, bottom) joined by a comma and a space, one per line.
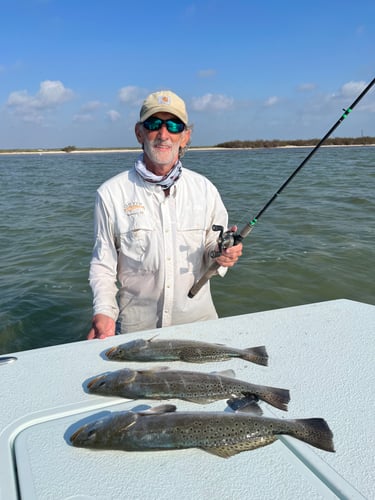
189, 77, 375, 298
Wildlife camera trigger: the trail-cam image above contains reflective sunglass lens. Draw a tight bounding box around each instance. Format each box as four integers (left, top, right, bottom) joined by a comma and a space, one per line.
143, 118, 184, 134
166, 121, 185, 133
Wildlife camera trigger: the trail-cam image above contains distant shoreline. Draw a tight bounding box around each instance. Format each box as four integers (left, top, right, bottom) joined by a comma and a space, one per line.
1, 144, 374, 155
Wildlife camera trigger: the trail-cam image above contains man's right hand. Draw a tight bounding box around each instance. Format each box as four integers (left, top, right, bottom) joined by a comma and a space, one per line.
87, 314, 116, 339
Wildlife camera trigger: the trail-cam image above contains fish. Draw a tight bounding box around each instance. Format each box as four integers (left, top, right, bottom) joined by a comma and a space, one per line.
70, 404, 335, 457
105, 337, 268, 366
87, 367, 290, 411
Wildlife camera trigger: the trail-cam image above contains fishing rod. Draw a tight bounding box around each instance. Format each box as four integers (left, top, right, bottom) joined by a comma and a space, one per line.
188, 77, 375, 298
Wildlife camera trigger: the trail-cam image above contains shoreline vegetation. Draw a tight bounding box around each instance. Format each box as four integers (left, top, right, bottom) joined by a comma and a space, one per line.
1, 136, 375, 155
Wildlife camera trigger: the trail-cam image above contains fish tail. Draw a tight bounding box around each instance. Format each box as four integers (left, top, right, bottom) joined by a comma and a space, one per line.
241, 346, 268, 366
253, 386, 290, 411
288, 418, 335, 452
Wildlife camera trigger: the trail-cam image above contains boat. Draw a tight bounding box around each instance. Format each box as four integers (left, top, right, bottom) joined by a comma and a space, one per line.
1, 299, 373, 499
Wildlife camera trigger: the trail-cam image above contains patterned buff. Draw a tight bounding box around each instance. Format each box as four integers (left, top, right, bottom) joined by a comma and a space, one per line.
134, 155, 182, 191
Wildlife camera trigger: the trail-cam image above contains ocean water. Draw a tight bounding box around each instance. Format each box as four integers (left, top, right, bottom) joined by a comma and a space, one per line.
1, 147, 374, 355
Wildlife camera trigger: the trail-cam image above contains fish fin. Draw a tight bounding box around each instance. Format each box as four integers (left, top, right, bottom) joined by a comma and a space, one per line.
138, 404, 177, 415
244, 386, 290, 411
227, 396, 263, 415
147, 334, 160, 343
183, 396, 217, 404
210, 369, 236, 378
241, 346, 269, 366
204, 436, 279, 458
202, 446, 246, 458
289, 418, 335, 452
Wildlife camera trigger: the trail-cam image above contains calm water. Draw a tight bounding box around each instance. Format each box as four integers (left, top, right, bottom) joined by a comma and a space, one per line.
1, 147, 374, 354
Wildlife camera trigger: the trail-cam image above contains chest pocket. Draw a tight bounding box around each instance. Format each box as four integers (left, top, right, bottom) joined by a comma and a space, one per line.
118, 212, 157, 269
177, 203, 207, 231
176, 205, 207, 272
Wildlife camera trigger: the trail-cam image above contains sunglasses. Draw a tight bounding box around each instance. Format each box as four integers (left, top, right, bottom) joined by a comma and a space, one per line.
142, 116, 185, 134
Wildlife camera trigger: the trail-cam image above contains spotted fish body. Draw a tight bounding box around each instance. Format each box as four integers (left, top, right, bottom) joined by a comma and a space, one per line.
70, 404, 335, 457
105, 338, 268, 366
87, 368, 290, 411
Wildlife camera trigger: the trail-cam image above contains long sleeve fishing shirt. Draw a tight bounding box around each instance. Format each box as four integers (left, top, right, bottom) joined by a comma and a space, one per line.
89, 165, 228, 333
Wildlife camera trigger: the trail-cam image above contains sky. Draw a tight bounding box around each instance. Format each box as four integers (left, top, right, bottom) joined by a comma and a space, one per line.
1, 0, 374, 149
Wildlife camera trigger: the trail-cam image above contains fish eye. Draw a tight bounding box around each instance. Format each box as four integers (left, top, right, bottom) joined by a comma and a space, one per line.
87, 429, 96, 439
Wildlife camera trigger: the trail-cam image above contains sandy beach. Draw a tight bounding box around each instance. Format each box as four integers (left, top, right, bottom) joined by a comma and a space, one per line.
0, 147, 231, 155
1, 144, 373, 155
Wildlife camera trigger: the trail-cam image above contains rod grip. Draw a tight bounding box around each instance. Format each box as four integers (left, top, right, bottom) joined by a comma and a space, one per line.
188, 261, 221, 298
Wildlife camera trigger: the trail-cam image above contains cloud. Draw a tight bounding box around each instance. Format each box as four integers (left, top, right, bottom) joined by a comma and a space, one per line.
197, 69, 216, 78
339, 81, 368, 98
107, 110, 121, 122
73, 113, 94, 123
356, 25, 365, 35
328, 80, 374, 111
297, 83, 317, 92
6, 80, 74, 123
118, 85, 146, 105
80, 100, 102, 112
264, 96, 280, 107
191, 93, 234, 111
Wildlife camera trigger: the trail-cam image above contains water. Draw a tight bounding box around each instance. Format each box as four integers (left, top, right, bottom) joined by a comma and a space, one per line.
1, 147, 374, 354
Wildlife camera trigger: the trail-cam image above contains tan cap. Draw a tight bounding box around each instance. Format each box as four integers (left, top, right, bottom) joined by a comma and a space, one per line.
140, 90, 188, 125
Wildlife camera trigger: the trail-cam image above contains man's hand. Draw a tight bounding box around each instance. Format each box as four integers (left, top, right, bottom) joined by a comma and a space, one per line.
215, 225, 243, 267
87, 314, 116, 339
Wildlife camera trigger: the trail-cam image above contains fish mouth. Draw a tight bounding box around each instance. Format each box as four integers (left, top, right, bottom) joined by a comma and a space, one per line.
70, 428, 81, 444
105, 347, 116, 358
87, 375, 105, 389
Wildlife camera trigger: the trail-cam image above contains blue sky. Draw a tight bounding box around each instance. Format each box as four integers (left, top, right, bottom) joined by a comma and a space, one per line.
1, 0, 374, 149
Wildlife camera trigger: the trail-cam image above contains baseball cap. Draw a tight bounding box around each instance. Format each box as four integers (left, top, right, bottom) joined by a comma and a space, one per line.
140, 90, 188, 125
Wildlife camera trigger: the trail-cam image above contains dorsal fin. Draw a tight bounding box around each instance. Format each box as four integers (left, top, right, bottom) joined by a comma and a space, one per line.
138, 404, 177, 416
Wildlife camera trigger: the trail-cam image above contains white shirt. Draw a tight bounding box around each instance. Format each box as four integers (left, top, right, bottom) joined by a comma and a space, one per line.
89, 164, 228, 333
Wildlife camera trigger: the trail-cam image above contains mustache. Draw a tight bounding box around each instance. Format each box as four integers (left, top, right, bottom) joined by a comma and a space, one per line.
150, 139, 173, 148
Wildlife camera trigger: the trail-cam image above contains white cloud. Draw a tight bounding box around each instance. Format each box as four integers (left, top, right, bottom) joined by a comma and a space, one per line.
264, 96, 279, 107
37, 80, 73, 106
197, 69, 216, 78
73, 113, 94, 123
339, 81, 367, 98
6, 80, 74, 123
107, 110, 121, 122
191, 93, 234, 111
297, 83, 317, 92
118, 85, 145, 105
80, 100, 102, 112
328, 80, 375, 112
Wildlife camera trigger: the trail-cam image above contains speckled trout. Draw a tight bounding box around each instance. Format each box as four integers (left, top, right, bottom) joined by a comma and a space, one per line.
70, 404, 335, 457
87, 367, 290, 411
105, 337, 268, 366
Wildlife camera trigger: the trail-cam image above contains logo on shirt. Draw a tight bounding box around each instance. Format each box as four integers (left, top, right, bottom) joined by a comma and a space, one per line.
124, 202, 145, 215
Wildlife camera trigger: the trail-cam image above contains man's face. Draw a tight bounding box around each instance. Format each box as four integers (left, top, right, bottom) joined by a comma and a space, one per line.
135, 112, 190, 174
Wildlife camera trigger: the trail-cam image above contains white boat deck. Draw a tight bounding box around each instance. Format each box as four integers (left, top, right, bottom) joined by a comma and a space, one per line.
0, 299, 374, 500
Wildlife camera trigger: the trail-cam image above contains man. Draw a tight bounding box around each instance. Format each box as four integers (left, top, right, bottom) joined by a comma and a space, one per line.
87, 90, 242, 339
